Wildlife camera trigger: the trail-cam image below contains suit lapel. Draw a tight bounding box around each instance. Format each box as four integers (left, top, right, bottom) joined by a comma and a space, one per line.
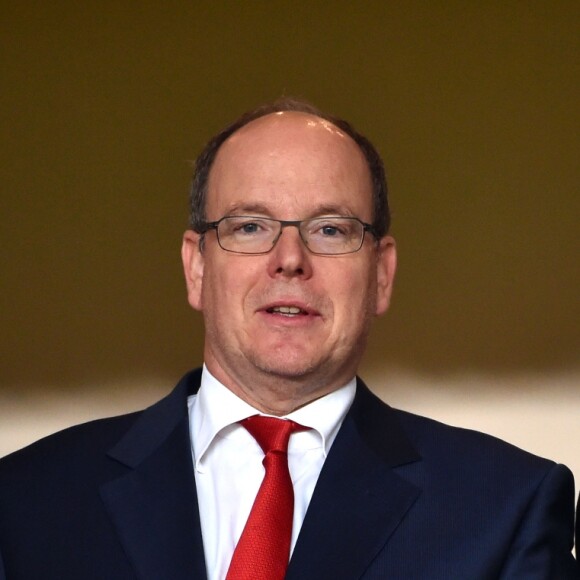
97, 371, 421, 579
287, 379, 422, 580
100, 370, 208, 580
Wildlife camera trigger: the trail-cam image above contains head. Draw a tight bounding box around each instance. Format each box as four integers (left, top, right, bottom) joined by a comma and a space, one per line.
182, 99, 397, 414
188, 98, 390, 240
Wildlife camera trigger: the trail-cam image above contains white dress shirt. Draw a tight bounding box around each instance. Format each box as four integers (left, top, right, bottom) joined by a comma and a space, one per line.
188, 365, 356, 580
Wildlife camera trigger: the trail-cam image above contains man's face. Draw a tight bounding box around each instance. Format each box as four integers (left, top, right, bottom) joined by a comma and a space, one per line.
182, 112, 396, 410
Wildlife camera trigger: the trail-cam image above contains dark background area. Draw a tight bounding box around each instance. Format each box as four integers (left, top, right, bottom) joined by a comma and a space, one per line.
1, 2, 578, 391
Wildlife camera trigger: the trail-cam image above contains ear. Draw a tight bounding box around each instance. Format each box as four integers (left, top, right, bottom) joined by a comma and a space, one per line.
375, 235, 397, 316
181, 230, 205, 311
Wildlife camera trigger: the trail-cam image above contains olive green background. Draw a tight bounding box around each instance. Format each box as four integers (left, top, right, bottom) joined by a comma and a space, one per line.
1, 2, 578, 391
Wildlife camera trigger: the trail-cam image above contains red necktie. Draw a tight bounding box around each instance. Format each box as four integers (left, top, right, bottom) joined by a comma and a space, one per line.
226, 415, 307, 580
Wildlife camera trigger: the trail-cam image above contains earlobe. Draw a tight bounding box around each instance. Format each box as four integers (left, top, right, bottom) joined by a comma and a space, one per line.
375, 236, 397, 316
181, 230, 205, 311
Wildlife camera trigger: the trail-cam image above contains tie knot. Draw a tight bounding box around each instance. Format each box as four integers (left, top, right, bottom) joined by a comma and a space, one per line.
240, 415, 307, 455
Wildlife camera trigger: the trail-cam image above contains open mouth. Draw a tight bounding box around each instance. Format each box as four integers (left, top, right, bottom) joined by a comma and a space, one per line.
266, 305, 307, 317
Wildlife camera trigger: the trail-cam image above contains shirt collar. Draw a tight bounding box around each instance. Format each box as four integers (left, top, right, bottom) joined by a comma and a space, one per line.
189, 365, 356, 469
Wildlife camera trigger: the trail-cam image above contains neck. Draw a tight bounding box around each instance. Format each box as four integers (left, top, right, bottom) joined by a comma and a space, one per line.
204, 359, 353, 416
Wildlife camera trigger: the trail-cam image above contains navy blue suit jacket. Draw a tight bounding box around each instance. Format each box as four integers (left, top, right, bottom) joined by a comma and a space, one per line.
0, 368, 578, 579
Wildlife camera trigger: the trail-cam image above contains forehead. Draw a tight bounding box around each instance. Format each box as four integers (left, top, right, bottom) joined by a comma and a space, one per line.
206, 112, 373, 218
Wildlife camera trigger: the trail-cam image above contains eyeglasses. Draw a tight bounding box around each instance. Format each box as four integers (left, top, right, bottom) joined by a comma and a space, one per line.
202, 216, 376, 255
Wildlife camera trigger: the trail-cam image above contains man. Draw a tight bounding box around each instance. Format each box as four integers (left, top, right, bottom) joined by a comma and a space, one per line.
0, 99, 578, 579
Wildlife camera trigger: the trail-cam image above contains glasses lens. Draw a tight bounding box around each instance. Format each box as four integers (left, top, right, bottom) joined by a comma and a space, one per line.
217, 217, 279, 253
302, 218, 364, 254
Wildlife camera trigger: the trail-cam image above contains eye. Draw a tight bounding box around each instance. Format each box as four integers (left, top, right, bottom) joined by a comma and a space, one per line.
239, 222, 260, 234
228, 217, 272, 237
314, 221, 349, 238
321, 225, 342, 237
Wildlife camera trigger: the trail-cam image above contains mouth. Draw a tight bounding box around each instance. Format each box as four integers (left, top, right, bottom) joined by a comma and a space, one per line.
261, 301, 321, 319
266, 305, 308, 317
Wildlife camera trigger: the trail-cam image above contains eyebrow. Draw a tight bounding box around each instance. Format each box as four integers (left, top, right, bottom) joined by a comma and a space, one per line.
222, 202, 357, 219
223, 202, 272, 215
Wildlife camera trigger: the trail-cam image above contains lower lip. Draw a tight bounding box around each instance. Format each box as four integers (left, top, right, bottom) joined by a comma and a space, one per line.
259, 310, 321, 326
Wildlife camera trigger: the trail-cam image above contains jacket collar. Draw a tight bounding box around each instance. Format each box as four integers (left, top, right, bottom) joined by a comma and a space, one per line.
287, 377, 422, 579
100, 370, 421, 580
100, 368, 207, 580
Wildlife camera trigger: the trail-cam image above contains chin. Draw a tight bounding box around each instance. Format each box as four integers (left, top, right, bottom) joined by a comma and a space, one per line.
248, 351, 323, 381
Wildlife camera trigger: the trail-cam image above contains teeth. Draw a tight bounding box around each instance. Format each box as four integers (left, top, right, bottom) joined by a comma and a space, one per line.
271, 306, 303, 315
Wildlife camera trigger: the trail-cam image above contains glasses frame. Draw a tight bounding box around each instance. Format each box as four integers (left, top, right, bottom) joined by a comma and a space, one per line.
202, 215, 377, 256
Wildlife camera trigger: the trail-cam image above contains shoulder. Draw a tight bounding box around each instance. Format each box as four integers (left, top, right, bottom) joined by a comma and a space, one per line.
0, 411, 141, 482
354, 379, 560, 478
355, 378, 572, 494
390, 407, 575, 503
394, 407, 550, 467
350, 387, 578, 576
355, 379, 557, 471
0, 368, 202, 480
0, 411, 148, 543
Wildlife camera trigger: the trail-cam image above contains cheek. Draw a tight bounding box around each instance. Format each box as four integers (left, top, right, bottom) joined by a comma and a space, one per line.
327, 262, 377, 326
201, 259, 257, 319
200, 261, 228, 318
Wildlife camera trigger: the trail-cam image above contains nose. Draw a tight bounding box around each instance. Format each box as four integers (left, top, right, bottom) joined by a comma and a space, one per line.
267, 224, 313, 279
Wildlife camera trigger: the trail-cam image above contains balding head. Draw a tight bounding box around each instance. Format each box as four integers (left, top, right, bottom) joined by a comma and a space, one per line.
188, 98, 390, 239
